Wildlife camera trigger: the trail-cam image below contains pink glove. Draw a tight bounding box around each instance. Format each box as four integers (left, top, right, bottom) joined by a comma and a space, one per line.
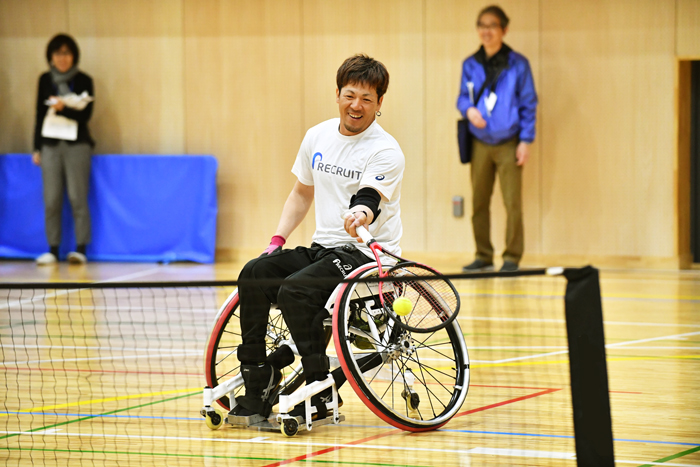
261, 235, 286, 256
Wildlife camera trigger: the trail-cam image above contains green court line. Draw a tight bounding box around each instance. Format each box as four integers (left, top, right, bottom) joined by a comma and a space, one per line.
0, 391, 199, 441
0, 446, 431, 467
637, 445, 700, 467
0, 320, 39, 329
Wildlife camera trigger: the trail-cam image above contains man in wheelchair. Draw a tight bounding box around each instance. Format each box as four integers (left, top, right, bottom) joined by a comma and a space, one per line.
231, 54, 405, 422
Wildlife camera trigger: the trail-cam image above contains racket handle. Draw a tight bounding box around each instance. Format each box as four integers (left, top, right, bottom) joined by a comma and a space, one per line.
355, 225, 374, 244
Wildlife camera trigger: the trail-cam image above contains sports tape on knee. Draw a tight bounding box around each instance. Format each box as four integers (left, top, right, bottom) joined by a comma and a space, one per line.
237, 343, 267, 364
301, 354, 330, 374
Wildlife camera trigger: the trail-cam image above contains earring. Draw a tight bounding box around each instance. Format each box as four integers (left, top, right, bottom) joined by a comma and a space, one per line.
376, 111, 382, 117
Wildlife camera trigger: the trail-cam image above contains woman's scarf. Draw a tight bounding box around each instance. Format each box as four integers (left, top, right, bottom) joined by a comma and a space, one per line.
50, 65, 80, 96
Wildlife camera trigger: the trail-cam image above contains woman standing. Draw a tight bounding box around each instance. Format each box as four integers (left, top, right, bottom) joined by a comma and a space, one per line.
32, 34, 94, 265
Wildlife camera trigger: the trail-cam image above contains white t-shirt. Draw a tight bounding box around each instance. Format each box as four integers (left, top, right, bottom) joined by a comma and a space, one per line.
292, 118, 405, 261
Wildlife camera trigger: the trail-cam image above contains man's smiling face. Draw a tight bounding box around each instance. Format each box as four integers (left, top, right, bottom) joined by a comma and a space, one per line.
336, 82, 383, 136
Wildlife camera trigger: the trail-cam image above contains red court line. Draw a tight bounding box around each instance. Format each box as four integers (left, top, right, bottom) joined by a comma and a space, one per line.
471, 384, 559, 391
454, 388, 561, 418
1, 367, 201, 377
262, 431, 398, 467
263, 388, 561, 466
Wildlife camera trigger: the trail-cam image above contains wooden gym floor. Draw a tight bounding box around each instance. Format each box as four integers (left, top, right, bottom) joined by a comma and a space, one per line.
0, 259, 698, 466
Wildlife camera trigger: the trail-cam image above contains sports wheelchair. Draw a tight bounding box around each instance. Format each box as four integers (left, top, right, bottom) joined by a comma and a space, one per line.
200, 262, 470, 436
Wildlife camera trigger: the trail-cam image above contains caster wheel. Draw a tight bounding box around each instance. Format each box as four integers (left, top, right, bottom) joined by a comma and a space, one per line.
204, 408, 223, 430
281, 418, 299, 437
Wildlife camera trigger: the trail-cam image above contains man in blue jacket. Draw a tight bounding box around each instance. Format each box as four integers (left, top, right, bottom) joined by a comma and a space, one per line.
457, 5, 538, 272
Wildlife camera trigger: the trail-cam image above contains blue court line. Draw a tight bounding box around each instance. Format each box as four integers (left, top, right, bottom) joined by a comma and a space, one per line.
437, 428, 700, 447
343, 424, 700, 448
5, 413, 698, 448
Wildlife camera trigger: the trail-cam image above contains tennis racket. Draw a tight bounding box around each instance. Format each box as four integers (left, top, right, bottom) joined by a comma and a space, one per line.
352, 223, 460, 333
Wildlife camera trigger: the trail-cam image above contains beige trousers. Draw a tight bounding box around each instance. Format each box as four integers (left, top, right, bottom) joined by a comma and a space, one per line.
470, 137, 523, 264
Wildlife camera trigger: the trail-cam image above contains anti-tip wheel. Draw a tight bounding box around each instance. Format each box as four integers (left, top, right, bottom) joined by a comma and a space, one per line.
281, 418, 299, 437
204, 408, 223, 430
402, 389, 420, 411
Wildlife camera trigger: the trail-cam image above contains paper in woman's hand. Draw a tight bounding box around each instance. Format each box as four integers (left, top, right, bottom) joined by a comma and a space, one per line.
45, 91, 94, 110
41, 108, 78, 141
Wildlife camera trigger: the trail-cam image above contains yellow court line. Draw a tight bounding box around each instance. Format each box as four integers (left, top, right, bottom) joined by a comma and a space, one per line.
460, 289, 560, 298
1, 387, 201, 417
460, 288, 700, 301
605, 355, 700, 362
471, 360, 570, 369
433, 354, 700, 371
9, 355, 700, 416
603, 292, 700, 301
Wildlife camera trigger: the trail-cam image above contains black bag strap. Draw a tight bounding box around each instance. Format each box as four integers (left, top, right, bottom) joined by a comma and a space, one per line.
473, 66, 506, 106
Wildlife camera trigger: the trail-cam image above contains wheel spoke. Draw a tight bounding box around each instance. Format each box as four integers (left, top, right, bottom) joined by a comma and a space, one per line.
335, 269, 469, 430
403, 356, 457, 382
412, 333, 459, 362
409, 357, 453, 405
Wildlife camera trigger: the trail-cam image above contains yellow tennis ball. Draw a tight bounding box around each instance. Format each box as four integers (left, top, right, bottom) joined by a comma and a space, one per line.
392, 297, 412, 316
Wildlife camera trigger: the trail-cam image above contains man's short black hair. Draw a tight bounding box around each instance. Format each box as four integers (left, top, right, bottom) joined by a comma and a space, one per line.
477, 5, 510, 29
46, 34, 80, 65
336, 54, 389, 100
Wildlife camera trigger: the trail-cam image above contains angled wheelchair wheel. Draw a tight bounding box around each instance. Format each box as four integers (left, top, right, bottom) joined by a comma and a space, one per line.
204, 290, 328, 411
332, 266, 470, 432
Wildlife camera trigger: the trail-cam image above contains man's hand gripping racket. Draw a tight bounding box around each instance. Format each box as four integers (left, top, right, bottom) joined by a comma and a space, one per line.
344, 214, 461, 333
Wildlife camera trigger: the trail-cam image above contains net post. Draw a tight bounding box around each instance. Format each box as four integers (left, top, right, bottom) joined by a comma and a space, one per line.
562, 266, 615, 466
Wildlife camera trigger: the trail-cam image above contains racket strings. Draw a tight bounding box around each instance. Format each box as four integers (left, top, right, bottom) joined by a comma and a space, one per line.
387, 265, 459, 331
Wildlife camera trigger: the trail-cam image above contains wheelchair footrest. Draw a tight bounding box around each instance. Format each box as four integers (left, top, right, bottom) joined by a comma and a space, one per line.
225, 413, 266, 427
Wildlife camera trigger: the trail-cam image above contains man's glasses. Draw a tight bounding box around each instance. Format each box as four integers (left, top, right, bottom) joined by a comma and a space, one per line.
477, 22, 502, 31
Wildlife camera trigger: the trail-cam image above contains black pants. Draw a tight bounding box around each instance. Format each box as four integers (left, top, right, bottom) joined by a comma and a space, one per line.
237, 243, 372, 366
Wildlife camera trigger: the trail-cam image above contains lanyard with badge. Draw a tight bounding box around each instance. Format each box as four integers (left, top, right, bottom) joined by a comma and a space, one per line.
467, 65, 506, 117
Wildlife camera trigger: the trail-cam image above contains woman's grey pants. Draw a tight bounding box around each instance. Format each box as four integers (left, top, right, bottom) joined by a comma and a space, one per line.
40, 141, 92, 246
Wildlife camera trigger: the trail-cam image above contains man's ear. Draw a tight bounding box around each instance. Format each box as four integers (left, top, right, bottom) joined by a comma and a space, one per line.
376, 95, 384, 112
336, 88, 340, 103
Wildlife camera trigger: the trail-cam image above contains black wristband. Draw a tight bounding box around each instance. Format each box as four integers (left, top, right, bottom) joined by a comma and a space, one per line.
349, 187, 381, 224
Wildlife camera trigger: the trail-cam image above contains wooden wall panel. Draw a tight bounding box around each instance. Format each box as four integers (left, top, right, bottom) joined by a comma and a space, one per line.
677, 60, 692, 267
425, 0, 541, 260
677, 0, 700, 58
541, 0, 676, 258
0, 0, 691, 266
0, 0, 68, 152
184, 0, 304, 254
302, 0, 425, 252
68, 0, 185, 154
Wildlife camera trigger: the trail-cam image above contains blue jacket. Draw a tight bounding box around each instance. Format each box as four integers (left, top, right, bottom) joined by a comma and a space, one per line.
457, 45, 537, 145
